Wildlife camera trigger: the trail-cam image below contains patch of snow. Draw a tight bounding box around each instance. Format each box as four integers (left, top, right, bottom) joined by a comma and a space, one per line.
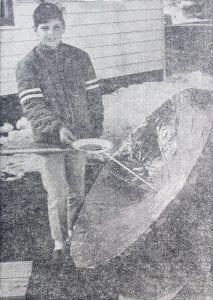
0, 118, 39, 180
0, 154, 42, 181
0, 118, 33, 146
0, 123, 14, 134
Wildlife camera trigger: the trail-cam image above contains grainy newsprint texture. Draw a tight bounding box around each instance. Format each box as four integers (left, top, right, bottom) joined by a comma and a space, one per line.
0, 0, 212, 299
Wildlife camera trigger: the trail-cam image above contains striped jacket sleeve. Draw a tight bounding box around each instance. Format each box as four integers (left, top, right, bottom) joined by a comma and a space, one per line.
84, 53, 104, 137
16, 59, 63, 135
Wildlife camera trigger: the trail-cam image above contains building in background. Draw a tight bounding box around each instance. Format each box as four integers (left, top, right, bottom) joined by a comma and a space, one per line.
0, 0, 165, 97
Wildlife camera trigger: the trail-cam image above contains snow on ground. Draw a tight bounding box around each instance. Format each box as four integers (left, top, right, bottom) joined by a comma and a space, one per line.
0, 71, 212, 180
0, 123, 14, 134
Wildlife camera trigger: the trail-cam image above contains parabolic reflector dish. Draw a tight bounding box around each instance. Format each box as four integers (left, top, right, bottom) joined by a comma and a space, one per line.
70, 88, 213, 268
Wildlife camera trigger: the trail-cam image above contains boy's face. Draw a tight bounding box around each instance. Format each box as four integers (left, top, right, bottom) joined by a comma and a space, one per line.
35, 19, 64, 49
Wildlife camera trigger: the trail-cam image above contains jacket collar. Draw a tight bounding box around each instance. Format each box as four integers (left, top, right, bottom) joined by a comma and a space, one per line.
36, 42, 63, 56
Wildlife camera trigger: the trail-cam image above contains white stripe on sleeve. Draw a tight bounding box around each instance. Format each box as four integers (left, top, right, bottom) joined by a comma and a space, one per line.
85, 78, 99, 86
85, 84, 99, 91
20, 93, 43, 105
19, 88, 42, 99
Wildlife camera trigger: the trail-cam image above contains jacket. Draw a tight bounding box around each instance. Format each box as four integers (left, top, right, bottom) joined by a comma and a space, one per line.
16, 42, 104, 144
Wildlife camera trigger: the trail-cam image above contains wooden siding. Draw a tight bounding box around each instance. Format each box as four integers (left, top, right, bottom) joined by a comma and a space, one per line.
0, 0, 164, 96
0, 261, 32, 299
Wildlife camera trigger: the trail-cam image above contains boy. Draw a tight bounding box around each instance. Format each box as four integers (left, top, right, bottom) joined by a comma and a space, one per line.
16, 2, 104, 265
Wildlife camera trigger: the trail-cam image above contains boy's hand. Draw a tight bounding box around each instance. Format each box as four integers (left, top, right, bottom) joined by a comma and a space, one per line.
59, 127, 76, 144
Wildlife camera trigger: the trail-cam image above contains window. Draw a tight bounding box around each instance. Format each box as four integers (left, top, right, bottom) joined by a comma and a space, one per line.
0, 0, 14, 26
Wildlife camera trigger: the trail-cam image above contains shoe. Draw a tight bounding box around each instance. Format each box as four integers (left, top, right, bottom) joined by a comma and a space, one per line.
51, 249, 64, 272
52, 249, 64, 261
62, 254, 76, 274
63, 243, 76, 273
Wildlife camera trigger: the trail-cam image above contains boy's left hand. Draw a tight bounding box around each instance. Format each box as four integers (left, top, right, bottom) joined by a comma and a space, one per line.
59, 127, 77, 144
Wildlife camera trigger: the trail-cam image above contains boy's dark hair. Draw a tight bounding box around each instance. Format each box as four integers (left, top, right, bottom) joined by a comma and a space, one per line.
33, 2, 64, 27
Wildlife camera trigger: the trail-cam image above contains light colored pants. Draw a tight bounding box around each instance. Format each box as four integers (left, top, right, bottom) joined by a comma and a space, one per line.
40, 151, 86, 242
